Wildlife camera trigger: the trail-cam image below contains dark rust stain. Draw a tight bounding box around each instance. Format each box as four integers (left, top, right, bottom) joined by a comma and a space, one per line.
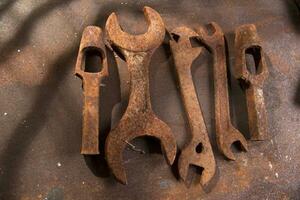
234, 24, 269, 141
75, 26, 108, 154
104, 6, 177, 184
196, 22, 248, 160
169, 27, 216, 186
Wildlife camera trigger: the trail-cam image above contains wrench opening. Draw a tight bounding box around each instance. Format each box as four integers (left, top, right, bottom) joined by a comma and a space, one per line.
185, 165, 204, 186
195, 143, 204, 153
81, 47, 104, 73
245, 46, 263, 75
124, 136, 162, 155
205, 23, 217, 36
231, 140, 247, 153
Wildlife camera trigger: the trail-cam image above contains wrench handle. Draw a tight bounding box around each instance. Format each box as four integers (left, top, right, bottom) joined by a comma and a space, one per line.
176, 66, 207, 139
125, 52, 152, 115
81, 75, 101, 154
246, 84, 268, 140
213, 44, 231, 131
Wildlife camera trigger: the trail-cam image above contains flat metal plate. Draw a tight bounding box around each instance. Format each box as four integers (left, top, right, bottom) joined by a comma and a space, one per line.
0, 0, 299, 199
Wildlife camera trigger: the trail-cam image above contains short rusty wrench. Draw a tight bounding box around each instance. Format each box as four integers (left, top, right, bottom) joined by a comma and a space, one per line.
196, 23, 248, 160
105, 7, 177, 184
234, 24, 269, 141
75, 26, 108, 154
169, 27, 216, 185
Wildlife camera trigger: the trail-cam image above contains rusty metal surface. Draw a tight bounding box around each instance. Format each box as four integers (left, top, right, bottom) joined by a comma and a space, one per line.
170, 27, 216, 186
234, 24, 269, 141
75, 26, 108, 154
105, 7, 176, 185
197, 23, 248, 160
0, 0, 299, 199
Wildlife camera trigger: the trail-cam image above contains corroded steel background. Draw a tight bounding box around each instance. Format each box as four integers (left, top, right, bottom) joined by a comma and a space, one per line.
0, 0, 299, 199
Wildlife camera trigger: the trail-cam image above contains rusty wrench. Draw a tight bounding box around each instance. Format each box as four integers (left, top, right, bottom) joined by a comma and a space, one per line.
196, 23, 248, 160
169, 27, 216, 185
75, 26, 108, 154
105, 7, 177, 184
234, 24, 269, 141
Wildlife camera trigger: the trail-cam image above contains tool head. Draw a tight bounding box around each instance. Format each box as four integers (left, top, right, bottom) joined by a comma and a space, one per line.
196, 22, 224, 49
170, 27, 203, 66
75, 26, 108, 78
217, 126, 248, 160
105, 6, 165, 52
178, 141, 216, 186
105, 115, 177, 184
234, 24, 268, 87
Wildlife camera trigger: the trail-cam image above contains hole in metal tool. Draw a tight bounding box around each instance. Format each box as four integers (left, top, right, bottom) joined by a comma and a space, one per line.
171, 33, 180, 42
83, 48, 103, 73
205, 24, 216, 36
186, 165, 204, 187
195, 143, 203, 153
245, 46, 262, 75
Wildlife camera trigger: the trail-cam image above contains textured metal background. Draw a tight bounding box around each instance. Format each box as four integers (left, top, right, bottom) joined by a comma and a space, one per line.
0, 0, 299, 199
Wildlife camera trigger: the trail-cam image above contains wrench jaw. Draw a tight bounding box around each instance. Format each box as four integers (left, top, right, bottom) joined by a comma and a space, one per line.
145, 116, 177, 165
217, 126, 249, 161
170, 27, 202, 63
105, 114, 177, 185
196, 22, 224, 50
178, 141, 216, 186
234, 24, 269, 141
105, 6, 165, 52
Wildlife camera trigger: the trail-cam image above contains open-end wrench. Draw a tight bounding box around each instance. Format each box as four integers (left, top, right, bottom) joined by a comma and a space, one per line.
75, 26, 108, 154
234, 24, 269, 141
105, 7, 177, 184
196, 23, 248, 160
169, 27, 216, 186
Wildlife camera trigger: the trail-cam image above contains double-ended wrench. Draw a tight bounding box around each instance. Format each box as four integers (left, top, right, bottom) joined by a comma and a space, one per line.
197, 23, 248, 160
170, 27, 216, 186
105, 7, 177, 184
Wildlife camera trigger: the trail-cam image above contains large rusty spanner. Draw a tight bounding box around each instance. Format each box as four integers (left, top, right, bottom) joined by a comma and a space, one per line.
234, 24, 269, 141
169, 27, 216, 186
196, 23, 248, 160
105, 7, 177, 184
75, 26, 108, 154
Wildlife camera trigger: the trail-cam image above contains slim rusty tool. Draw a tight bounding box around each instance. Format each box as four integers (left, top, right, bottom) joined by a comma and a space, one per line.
169, 27, 216, 186
196, 23, 248, 160
75, 26, 108, 154
105, 7, 177, 184
234, 24, 269, 141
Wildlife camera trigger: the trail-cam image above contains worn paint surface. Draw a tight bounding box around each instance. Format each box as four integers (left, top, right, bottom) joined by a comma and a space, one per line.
0, 0, 299, 199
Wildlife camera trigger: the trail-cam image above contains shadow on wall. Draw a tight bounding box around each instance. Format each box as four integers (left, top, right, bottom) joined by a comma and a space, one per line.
0, 0, 78, 66
0, 1, 166, 199
0, 46, 79, 199
295, 76, 300, 107
0, 0, 18, 19
284, 0, 300, 33
283, 0, 300, 117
